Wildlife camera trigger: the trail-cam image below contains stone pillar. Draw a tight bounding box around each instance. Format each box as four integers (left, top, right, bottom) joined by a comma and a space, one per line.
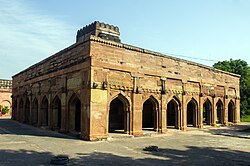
88, 87, 108, 140
198, 97, 203, 128
161, 94, 167, 133
11, 97, 15, 120
48, 93, 53, 129
181, 93, 187, 131
37, 95, 42, 126
16, 98, 20, 121
60, 92, 67, 132
28, 96, 32, 125
131, 92, 143, 135
235, 98, 240, 124
212, 97, 217, 126
130, 75, 143, 135
224, 97, 229, 126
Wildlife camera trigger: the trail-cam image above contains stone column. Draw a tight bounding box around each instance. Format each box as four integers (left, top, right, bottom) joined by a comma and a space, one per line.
224, 97, 229, 126
199, 96, 203, 128
131, 92, 143, 136
212, 97, 217, 126
48, 92, 53, 129
131, 75, 143, 136
28, 96, 32, 125
16, 98, 20, 121
37, 95, 42, 126
181, 93, 187, 131
161, 94, 167, 133
60, 92, 67, 132
235, 98, 240, 124
60, 76, 67, 133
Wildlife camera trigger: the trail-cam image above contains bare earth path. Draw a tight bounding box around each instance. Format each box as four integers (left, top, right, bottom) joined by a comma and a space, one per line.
0, 117, 249, 166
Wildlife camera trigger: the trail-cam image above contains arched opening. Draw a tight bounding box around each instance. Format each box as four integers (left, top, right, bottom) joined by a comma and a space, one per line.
228, 101, 234, 123
167, 98, 180, 129
68, 94, 81, 132
24, 98, 30, 123
52, 96, 61, 129
18, 99, 24, 122
216, 100, 223, 124
203, 99, 212, 125
75, 100, 81, 132
187, 99, 198, 127
52, 96, 62, 129
32, 98, 38, 125
41, 97, 49, 126
109, 95, 129, 134
142, 99, 157, 131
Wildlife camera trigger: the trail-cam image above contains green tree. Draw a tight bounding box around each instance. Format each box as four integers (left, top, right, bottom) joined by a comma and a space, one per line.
213, 59, 250, 116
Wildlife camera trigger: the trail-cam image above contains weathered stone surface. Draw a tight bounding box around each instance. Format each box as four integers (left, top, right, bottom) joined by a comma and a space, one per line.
0, 79, 12, 116
12, 21, 240, 141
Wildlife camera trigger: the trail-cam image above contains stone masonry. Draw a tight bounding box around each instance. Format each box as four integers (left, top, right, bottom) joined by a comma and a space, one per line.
0, 79, 12, 116
12, 21, 240, 140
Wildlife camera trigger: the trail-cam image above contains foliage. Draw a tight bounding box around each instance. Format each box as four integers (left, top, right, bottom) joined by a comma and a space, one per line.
241, 115, 250, 122
213, 59, 250, 117
1, 106, 10, 115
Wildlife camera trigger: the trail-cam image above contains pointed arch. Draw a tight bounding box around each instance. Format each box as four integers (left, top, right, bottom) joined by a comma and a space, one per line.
216, 99, 223, 124
109, 91, 131, 110
187, 98, 198, 127
32, 97, 38, 125
228, 100, 234, 123
24, 98, 30, 123
52, 95, 62, 129
108, 93, 130, 134
203, 98, 212, 125
41, 96, 49, 126
167, 96, 181, 129
142, 95, 159, 131
68, 93, 81, 132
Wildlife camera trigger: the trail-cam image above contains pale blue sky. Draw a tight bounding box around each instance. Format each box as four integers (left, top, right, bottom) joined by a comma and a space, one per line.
1, 0, 250, 79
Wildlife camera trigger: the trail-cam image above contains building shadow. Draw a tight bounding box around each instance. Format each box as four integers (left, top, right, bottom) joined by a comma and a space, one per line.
0, 118, 76, 140
0, 149, 53, 166
142, 146, 250, 166
202, 123, 250, 138
0, 145, 249, 165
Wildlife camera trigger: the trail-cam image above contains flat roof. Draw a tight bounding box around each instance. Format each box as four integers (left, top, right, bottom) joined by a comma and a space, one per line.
13, 35, 241, 78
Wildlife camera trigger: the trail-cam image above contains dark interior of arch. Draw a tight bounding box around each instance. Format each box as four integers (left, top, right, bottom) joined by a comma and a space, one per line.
142, 99, 154, 129
109, 98, 124, 133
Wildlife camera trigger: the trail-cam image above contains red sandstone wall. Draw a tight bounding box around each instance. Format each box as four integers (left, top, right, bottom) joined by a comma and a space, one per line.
0, 89, 12, 116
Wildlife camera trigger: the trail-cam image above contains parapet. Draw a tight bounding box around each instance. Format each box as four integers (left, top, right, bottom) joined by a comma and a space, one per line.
0, 79, 12, 90
76, 21, 121, 43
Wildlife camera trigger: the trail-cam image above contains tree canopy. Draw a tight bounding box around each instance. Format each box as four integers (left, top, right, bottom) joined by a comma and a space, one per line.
213, 59, 250, 116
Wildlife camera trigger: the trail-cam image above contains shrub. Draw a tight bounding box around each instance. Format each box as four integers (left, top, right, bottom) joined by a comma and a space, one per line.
1, 106, 10, 115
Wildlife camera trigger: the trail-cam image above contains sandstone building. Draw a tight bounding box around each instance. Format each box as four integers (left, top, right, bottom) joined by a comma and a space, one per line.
12, 21, 240, 140
0, 79, 12, 116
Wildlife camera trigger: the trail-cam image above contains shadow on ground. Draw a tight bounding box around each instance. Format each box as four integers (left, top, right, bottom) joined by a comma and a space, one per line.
0, 146, 248, 165
203, 123, 250, 138
73, 146, 250, 166
0, 119, 75, 140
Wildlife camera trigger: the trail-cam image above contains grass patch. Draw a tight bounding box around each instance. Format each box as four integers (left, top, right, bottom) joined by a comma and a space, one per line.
241, 115, 250, 122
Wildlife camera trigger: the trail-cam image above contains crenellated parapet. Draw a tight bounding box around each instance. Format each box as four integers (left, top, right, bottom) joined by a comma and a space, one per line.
76, 21, 120, 43
0, 79, 12, 90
